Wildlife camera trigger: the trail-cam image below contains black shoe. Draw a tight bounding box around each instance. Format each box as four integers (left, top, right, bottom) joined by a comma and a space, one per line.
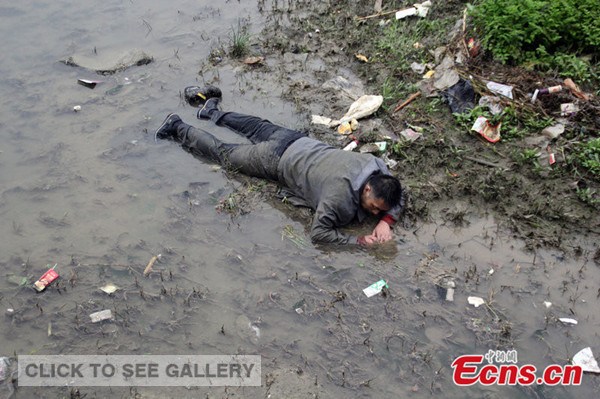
183, 85, 222, 107
154, 113, 182, 142
197, 97, 221, 120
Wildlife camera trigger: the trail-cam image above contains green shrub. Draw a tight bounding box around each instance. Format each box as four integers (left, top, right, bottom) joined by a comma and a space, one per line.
469, 0, 600, 80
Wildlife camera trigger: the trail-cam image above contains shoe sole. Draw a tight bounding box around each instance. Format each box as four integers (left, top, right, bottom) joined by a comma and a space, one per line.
154, 113, 175, 142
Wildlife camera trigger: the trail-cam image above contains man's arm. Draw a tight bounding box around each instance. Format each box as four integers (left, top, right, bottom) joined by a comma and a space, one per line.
310, 203, 370, 245
310, 206, 356, 245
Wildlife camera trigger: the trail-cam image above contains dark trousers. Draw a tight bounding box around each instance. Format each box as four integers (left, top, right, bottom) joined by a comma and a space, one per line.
175, 109, 306, 181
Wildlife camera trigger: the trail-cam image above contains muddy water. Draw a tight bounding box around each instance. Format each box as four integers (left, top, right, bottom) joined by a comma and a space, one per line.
1, 1, 599, 398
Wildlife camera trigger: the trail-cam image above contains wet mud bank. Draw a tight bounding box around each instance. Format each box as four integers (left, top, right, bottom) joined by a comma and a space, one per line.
1, 1, 599, 398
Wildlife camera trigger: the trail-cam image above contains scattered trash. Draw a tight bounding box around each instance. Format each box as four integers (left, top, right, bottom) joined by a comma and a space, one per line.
400, 128, 423, 141
423, 70, 435, 79
486, 81, 514, 100
467, 38, 480, 57
572, 347, 600, 373
542, 123, 566, 139
359, 141, 387, 154
77, 78, 103, 89
355, 53, 369, 63
446, 281, 455, 301
539, 85, 562, 95
338, 122, 353, 135
395, 1, 432, 19
433, 46, 446, 63
471, 116, 501, 143
363, 279, 388, 297
531, 85, 562, 103
99, 283, 119, 294
478, 96, 504, 115
437, 277, 456, 302
33, 264, 59, 292
544, 301, 552, 308
292, 299, 306, 314
488, 268, 494, 275
561, 103, 579, 116
382, 153, 398, 169
337, 118, 358, 134
314, 95, 384, 128
311, 115, 332, 126
564, 78, 590, 101
243, 56, 264, 65
531, 90, 539, 103
547, 146, 556, 165
467, 296, 485, 307
434, 68, 460, 91
559, 317, 578, 325
343, 139, 359, 151
89, 309, 113, 323
443, 79, 475, 114
143, 254, 161, 277
393, 91, 421, 113
73, 105, 82, 112
410, 62, 426, 74
249, 323, 261, 338
338, 95, 383, 125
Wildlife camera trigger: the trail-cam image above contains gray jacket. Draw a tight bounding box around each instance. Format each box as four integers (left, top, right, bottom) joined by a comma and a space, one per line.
277, 137, 401, 245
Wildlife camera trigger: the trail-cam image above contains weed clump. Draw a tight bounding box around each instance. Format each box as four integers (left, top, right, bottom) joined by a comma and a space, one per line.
576, 137, 600, 177
229, 20, 250, 58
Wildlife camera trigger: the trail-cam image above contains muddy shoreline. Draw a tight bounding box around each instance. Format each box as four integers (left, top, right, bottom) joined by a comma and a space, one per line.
254, 0, 599, 256
1, 1, 599, 398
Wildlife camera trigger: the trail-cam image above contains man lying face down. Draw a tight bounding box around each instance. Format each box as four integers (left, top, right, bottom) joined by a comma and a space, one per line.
155, 86, 404, 246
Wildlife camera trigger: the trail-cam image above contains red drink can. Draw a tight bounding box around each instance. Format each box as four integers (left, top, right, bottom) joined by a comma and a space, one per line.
34, 267, 59, 292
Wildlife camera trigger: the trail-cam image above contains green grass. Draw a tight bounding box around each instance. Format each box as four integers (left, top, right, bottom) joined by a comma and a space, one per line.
229, 20, 250, 58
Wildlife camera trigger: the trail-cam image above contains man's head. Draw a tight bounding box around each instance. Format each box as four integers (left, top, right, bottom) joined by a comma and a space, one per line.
360, 174, 403, 216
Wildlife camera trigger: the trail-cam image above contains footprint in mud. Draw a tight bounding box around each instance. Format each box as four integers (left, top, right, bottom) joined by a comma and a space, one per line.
235, 314, 260, 345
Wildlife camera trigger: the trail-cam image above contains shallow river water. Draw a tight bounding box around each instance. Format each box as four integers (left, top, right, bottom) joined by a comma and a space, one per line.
0, 1, 599, 398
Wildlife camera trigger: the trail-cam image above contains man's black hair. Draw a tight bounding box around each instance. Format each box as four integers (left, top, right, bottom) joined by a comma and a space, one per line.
367, 174, 403, 209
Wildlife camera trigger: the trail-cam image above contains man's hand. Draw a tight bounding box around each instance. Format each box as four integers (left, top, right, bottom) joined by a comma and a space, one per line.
357, 235, 378, 246
372, 220, 393, 243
